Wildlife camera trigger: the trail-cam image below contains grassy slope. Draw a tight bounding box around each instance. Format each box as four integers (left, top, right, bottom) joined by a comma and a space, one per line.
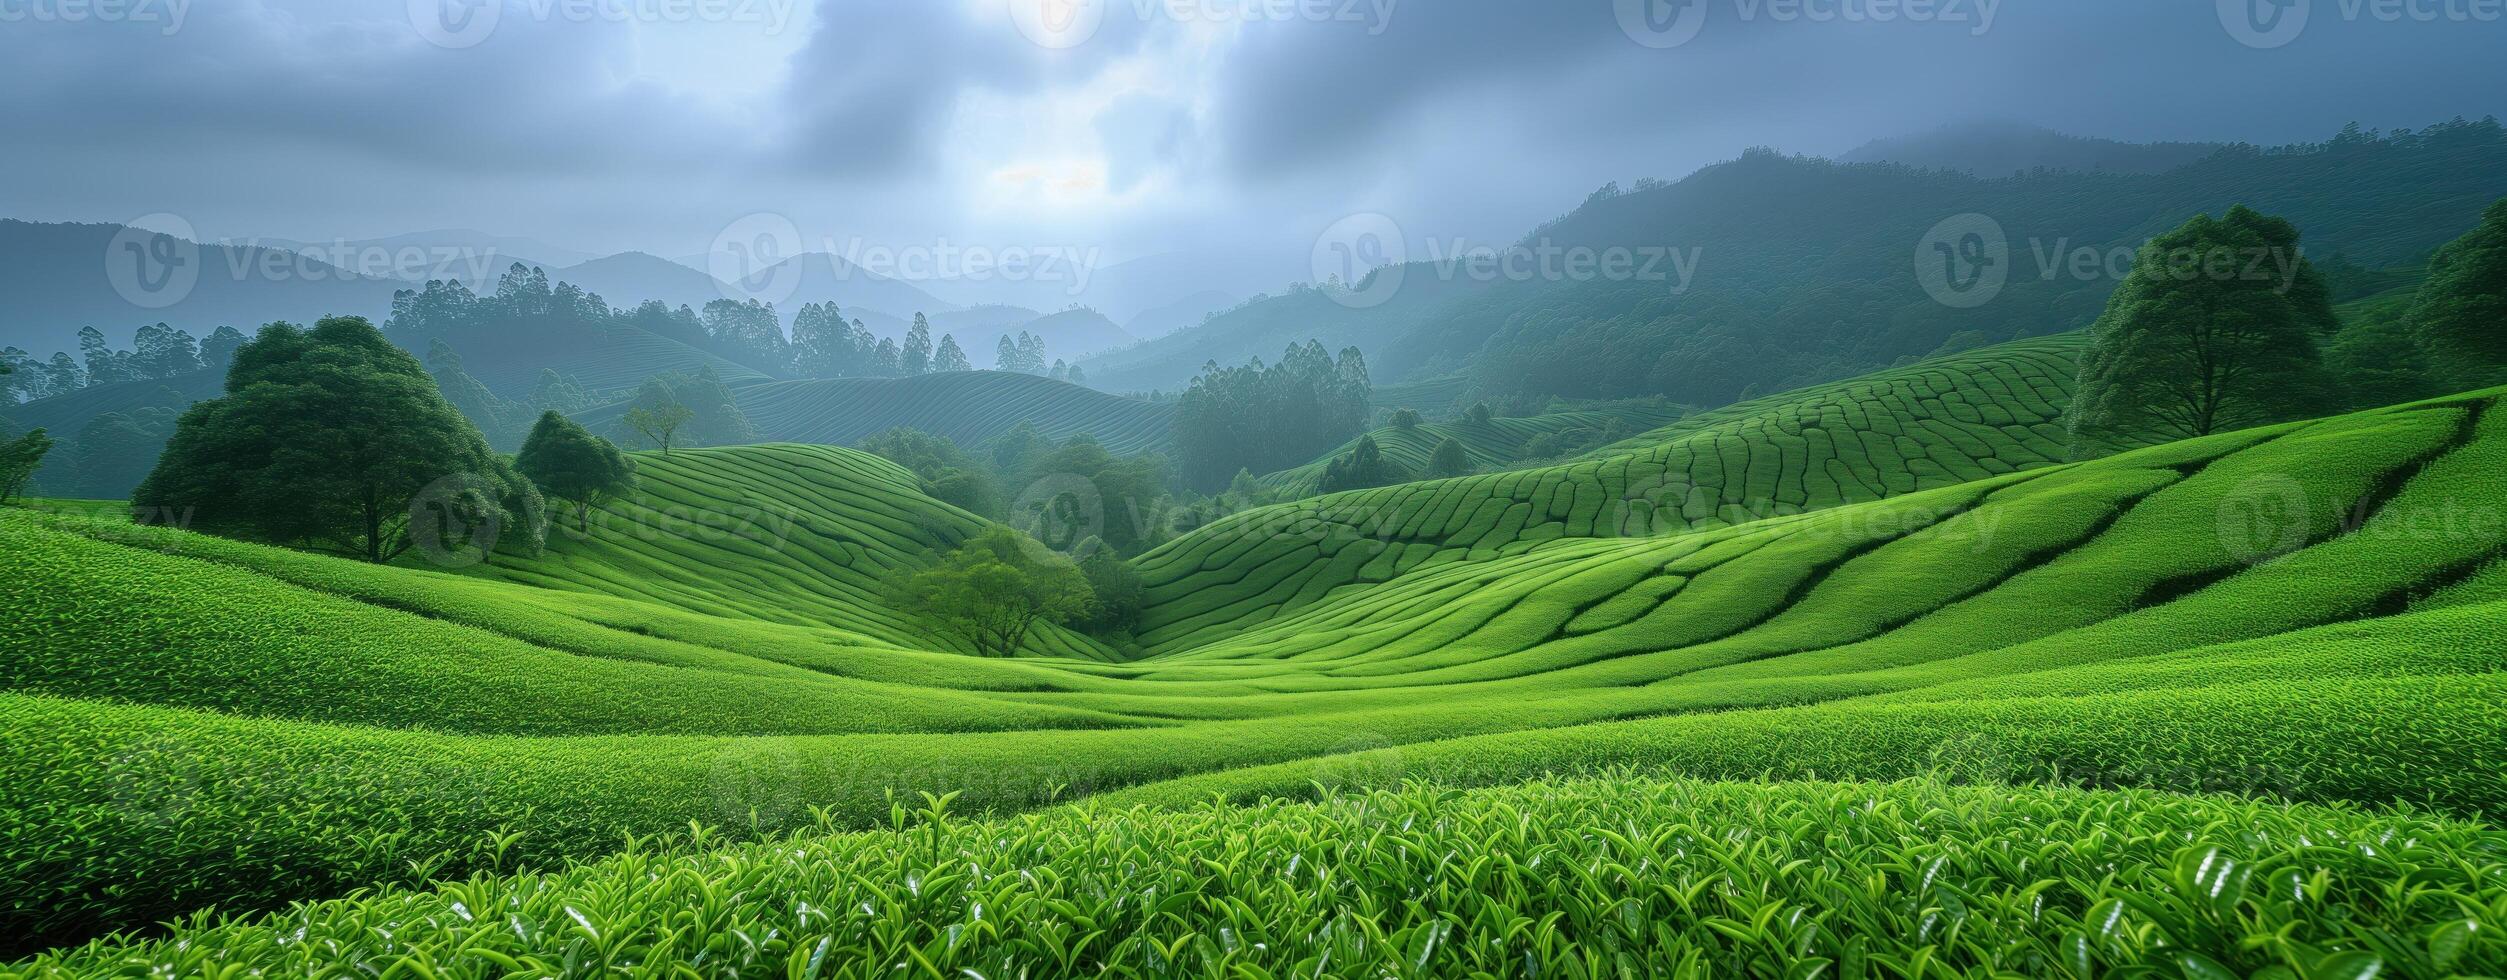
1134, 335, 2084, 651
7, 372, 2507, 955
1254, 399, 1688, 498
583, 370, 1174, 457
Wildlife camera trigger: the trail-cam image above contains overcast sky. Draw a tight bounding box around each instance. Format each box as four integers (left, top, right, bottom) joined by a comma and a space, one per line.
3, 0, 2500, 273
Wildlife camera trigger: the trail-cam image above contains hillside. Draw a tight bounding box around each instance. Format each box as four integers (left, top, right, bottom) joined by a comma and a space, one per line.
7, 380, 2505, 961
1255, 398, 1688, 498
612, 370, 1176, 456
1013, 307, 1135, 358
1085, 121, 2507, 405
0, 220, 401, 358
1138, 335, 2086, 648
1839, 121, 2226, 175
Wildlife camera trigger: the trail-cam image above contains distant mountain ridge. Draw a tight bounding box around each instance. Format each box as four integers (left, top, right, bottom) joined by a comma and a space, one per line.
1841, 121, 2226, 176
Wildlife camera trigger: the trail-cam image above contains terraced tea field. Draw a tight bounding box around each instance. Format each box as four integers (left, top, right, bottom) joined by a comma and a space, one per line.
593, 370, 1175, 457
1139, 335, 2085, 648
5, 357, 2504, 974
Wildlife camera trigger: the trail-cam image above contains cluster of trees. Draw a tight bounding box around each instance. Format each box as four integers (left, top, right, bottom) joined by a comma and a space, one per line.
791, 308, 975, 379
994, 332, 1054, 376
891, 524, 1149, 657
133, 317, 548, 564
1, 323, 248, 403
859, 423, 1174, 558
1174, 342, 1373, 492
2071, 198, 2507, 453
614, 368, 755, 452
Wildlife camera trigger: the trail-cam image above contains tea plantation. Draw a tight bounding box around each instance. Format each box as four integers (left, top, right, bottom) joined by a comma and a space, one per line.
4, 360, 2504, 974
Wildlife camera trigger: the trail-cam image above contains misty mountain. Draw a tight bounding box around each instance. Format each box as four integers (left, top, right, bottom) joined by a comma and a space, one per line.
1120, 289, 1238, 341
235, 229, 602, 279
0, 220, 403, 359
1095, 119, 2507, 407
1840, 121, 2226, 176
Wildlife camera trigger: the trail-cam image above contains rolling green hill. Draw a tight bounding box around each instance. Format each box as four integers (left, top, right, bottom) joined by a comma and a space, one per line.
1138, 335, 2086, 649
7, 370, 2506, 960
1255, 399, 1687, 498
586, 370, 1174, 457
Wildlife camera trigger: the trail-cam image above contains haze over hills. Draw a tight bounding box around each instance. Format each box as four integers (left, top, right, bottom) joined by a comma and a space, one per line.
1087, 119, 2507, 405
1839, 121, 2227, 176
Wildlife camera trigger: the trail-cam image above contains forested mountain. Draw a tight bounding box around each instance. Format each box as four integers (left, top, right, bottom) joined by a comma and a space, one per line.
1090, 120, 2507, 408
1840, 121, 2226, 176
0, 220, 402, 357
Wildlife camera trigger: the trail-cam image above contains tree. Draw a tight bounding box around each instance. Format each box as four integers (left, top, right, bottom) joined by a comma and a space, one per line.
530, 369, 591, 415
1465, 402, 1496, 426
1072, 537, 1145, 636
199, 326, 248, 374
617, 368, 755, 450
623, 402, 694, 454
1318, 434, 1406, 494
2069, 207, 2335, 452
871, 337, 902, 376
1425, 437, 1472, 478
131, 323, 202, 378
2408, 197, 2507, 383
702, 298, 787, 370
517, 411, 638, 533
1067, 362, 1087, 387
1016, 333, 1047, 375
995, 334, 1020, 372
894, 526, 1094, 658
2327, 314, 2437, 410
131, 316, 544, 563
934, 334, 972, 373
79, 327, 134, 386
0, 428, 50, 504
790, 302, 859, 378
902, 314, 934, 376
1388, 408, 1423, 430
860, 428, 1000, 517
1173, 342, 1373, 492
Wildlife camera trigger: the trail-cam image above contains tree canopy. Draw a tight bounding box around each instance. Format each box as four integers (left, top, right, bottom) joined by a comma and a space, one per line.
517, 411, 637, 533
893, 525, 1094, 658
2408, 197, 2507, 383
1174, 342, 1371, 492
132, 316, 545, 563
2068, 206, 2334, 452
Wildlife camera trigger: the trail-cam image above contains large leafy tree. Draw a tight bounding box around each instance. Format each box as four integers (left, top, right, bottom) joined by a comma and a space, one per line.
2069, 206, 2335, 452
2408, 197, 2507, 383
1317, 434, 1406, 494
0, 428, 49, 504
894, 526, 1094, 658
517, 410, 637, 533
132, 316, 546, 563
615, 368, 756, 451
